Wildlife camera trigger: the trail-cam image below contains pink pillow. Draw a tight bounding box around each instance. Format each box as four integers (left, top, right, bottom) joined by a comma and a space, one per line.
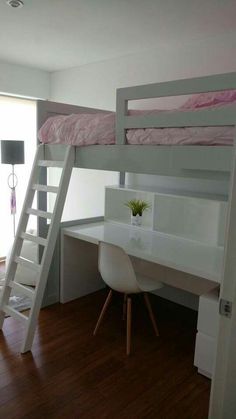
180, 89, 236, 109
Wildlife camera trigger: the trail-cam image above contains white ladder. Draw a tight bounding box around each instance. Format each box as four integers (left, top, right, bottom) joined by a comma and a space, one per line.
0, 144, 74, 353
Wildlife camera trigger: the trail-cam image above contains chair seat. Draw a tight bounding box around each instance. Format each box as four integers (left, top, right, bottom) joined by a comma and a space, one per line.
136, 274, 163, 292
95, 241, 163, 355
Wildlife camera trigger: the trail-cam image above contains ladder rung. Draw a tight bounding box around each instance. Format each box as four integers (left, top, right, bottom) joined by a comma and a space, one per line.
21, 232, 47, 246
38, 160, 64, 168
9, 281, 35, 299
3, 305, 28, 324
26, 208, 53, 219
15, 256, 41, 273
32, 184, 59, 193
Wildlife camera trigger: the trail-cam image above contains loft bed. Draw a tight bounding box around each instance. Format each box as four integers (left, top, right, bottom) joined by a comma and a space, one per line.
1, 71, 236, 355
35, 71, 236, 305
37, 71, 236, 181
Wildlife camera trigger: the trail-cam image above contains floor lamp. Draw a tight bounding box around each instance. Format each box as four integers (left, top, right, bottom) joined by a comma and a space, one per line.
1, 140, 25, 237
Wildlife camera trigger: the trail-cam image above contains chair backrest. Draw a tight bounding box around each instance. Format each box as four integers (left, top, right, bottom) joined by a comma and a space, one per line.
98, 241, 141, 294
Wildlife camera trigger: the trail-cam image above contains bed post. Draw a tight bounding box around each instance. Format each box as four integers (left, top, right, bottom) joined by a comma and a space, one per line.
36, 101, 49, 257
116, 88, 128, 186
36, 101, 59, 307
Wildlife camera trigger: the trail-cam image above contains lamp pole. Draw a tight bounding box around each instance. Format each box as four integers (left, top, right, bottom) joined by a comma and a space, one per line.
7, 164, 18, 237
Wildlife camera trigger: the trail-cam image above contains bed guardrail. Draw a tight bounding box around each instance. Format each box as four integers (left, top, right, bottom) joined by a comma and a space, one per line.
116, 71, 236, 145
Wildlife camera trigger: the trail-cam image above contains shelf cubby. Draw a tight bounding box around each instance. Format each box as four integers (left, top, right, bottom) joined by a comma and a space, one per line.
104, 185, 228, 246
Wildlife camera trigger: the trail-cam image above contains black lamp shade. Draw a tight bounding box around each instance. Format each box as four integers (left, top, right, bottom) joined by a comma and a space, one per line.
1, 140, 25, 165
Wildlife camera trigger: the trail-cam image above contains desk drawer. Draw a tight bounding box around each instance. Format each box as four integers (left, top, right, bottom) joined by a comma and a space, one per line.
194, 332, 216, 378
197, 288, 219, 337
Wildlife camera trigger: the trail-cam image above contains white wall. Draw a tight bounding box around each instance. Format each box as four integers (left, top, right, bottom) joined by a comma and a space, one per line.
0, 61, 50, 99
50, 33, 236, 309
58, 167, 118, 222
51, 33, 236, 109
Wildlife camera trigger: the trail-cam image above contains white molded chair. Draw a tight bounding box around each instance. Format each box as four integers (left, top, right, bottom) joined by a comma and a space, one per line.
93, 241, 163, 355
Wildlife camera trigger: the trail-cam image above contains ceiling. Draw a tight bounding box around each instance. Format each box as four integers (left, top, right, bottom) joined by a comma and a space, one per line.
0, 0, 236, 72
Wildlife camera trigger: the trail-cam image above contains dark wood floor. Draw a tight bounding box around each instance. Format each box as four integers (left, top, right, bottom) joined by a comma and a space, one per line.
0, 290, 210, 419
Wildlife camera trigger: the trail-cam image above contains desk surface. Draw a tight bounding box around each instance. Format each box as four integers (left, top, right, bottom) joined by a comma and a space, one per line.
62, 221, 223, 284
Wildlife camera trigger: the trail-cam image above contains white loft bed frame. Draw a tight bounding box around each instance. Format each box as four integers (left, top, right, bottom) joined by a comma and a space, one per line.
38, 72, 236, 178
38, 80, 236, 180
35, 71, 236, 306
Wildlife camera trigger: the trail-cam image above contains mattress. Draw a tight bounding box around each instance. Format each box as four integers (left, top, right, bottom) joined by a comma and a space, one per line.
38, 106, 235, 147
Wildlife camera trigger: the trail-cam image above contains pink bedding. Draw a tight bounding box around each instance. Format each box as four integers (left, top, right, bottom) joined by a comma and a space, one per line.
38, 104, 235, 147
180, 89, 236, 109
127, 126, 233, 146
38, 113, 116, 146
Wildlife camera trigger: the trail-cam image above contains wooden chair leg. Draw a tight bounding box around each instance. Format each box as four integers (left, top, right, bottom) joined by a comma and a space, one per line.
144, 293, 159, 337
126, 297, 132, 355
123, 294, 127, 320
93, 290, 113, 336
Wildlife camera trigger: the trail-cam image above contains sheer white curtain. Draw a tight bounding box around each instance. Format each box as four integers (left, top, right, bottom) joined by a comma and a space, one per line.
0, 96, 36, 258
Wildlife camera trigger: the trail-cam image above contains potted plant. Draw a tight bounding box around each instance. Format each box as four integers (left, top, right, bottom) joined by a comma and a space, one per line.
125, 199, 150, 226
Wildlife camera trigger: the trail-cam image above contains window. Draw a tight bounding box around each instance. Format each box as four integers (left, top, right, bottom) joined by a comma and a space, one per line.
0, 96, 36, 258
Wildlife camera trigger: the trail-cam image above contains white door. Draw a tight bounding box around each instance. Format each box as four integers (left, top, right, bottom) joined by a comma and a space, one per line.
209, 135, 236, 419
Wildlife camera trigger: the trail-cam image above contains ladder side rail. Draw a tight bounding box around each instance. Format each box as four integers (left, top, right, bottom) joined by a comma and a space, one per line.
21, 145, 75, 353
0, 145, 44, 328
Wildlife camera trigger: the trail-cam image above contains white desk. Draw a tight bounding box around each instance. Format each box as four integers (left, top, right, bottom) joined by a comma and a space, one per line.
61, 220, 223, 378
61, 221, 222, 303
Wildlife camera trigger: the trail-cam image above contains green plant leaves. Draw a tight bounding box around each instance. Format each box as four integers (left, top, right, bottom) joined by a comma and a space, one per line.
125, 199, 150, 216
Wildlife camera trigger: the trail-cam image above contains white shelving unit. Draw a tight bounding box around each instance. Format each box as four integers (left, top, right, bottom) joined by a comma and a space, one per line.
105, 185, 154, 229
105, 185, 228, 246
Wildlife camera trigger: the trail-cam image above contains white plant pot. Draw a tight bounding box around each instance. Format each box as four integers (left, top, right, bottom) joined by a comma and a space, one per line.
131, 214, 142, 226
